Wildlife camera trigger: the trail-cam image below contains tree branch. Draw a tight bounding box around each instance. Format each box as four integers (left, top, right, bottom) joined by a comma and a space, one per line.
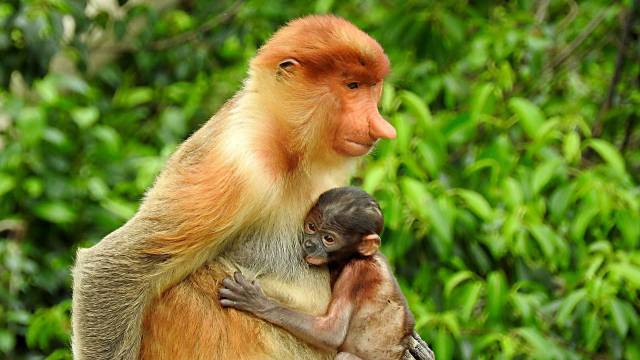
149, 1, 243, 50
593, 0, 639, 137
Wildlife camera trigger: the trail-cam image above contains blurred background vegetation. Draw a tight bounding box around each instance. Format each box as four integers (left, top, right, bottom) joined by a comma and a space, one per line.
1, 0, 639, 359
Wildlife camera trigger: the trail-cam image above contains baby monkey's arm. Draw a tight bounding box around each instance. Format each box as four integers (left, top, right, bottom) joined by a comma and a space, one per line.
220, 272, 353, 351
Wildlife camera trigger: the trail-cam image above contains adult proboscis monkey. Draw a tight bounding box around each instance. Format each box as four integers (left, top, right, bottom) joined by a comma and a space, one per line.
72, 15, 402, 359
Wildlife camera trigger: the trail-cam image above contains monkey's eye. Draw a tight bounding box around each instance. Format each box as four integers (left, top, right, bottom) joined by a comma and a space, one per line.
306, 222, 317, 233
346, 82, 359, 89
322, 235, 335, 245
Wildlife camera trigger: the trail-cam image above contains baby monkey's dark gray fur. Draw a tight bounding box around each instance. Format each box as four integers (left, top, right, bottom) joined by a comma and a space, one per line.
220, 187, 434, 360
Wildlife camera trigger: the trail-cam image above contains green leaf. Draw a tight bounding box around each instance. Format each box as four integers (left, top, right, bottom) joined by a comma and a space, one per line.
17, 107, 46, 145
586, 139, 626, 176
511, 293, 532, 322
517, 328, 562, 359
508, 98, 545, 139
362, 164, 386, 194
101, 197, 137, 220
0, 173, 16, 197
393, 113, 412, 154
549, 184, 574, 220
609, 299, 629, 337
71, 107, 99, 129
416, 141, 442, 178
400, 178, 452, 247
570, 203, 599, 241
435, 328, 454, 360
114, 87, 154, 107
454, 189, 493, 220
33, 202, 76, 224
380, 82, 396, 113
487, 271, 507, 325
0, 329, 15, 354
470, 83, 493, 123
502, 177, 523, 209
556, 288, 587, 325
400, 91, 433, 127
528, 224, 555, 259
444, 270, 474, 299
531, 161, 558, 195
460, 282, 482, 321
616, 210, 640, 248
562, 131, 580, 163
582, 311, 601, 351
610, 263, 640, 287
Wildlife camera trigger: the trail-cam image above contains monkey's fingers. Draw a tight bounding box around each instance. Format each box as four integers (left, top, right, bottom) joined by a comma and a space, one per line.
218, 288, 246, 302
220, 299, 237, 308
221, 277, 244, 292
407, 332, 435, 360
220, 298, 253, 311
233, 271, 254, 288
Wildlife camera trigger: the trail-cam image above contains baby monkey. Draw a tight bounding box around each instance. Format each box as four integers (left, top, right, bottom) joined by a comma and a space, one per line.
220, 187, 434, 360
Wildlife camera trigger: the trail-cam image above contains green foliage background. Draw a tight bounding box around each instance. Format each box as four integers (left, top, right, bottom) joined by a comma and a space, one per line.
1, 0, 639, 358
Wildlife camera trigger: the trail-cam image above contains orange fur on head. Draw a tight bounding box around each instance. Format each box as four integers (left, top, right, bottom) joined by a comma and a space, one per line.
253, 15, 390, 83
249, 15, 394, 161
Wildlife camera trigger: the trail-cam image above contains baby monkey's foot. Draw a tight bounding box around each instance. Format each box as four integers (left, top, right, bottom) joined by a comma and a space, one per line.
219, 272, 274, 316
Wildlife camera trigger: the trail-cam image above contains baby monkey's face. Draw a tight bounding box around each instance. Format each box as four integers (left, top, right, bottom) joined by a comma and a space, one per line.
302, 207, 359, 266
301, 187, 384, 266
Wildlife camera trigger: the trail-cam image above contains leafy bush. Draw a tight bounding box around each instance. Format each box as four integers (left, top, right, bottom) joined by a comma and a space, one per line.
1, 0, 639, 358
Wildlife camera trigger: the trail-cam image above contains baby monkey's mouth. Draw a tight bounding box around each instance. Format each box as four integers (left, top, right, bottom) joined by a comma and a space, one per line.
304, 256, 328, 266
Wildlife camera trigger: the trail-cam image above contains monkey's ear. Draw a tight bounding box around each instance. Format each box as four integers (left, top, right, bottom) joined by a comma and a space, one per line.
278, 58, 300, 72
358, 234, 380, 257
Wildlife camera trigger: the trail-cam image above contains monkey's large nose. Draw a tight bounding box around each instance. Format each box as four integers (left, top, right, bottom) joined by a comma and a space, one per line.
369, 112, 397, 140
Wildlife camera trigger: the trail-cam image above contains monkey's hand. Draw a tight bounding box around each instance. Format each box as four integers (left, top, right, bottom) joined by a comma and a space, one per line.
219, 272, 276, 317
402, 331, 435, 360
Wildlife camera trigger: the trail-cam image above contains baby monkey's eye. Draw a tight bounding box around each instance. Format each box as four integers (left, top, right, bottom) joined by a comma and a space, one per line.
306, 222, 317, 233
322, 235, 335, 245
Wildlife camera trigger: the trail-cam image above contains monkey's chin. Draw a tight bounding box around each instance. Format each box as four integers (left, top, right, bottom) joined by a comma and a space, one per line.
305, 256, 328, 266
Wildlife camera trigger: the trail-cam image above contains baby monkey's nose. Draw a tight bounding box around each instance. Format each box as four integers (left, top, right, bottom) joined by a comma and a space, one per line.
303, 240, 316, 251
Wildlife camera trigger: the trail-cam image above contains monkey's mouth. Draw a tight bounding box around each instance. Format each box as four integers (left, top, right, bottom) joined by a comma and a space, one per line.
345, 139, 375, 152
305, 256, 328, 266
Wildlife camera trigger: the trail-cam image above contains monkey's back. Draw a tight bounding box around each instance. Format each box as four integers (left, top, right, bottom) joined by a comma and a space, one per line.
340, 254, 414, 360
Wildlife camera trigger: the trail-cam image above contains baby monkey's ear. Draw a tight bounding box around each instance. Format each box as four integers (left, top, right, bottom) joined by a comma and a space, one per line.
358, 234, 381, 256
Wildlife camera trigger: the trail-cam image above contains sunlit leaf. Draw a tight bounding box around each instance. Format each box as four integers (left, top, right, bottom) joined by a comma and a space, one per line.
610, 299, 629, 337
556, 288, 587, 325
487, 271, 507, 325
508, 98, 545, 139
33, 202, 76, 224
586, 139, 627, 177
444, 270, 474, 299
400, 90, 433, 128
454, 189, 493, 220
562, 131, 581, 163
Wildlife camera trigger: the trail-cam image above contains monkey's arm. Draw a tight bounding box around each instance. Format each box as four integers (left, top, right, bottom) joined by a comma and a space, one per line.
220, 272, 353, 351
72, 223, 161, 360
72, 147, 263, 359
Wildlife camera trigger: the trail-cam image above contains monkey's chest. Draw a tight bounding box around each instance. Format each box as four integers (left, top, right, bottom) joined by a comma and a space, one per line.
217, 226, 333, 316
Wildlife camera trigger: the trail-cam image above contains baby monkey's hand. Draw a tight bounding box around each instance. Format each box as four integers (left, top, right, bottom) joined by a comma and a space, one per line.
219, 272, 274, 316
